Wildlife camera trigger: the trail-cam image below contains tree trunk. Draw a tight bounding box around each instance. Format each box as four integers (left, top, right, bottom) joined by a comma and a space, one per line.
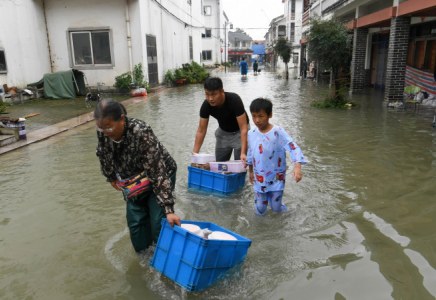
285, 63, 289, 79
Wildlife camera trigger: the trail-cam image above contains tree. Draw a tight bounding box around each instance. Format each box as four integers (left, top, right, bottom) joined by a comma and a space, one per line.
235, 28, 251, 38
307, 17, 352, 105
274, 38, 292, 79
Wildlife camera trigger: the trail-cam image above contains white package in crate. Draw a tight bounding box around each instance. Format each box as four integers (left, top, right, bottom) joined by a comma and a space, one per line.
190, 154, 215, 164
209, 161, 246, 173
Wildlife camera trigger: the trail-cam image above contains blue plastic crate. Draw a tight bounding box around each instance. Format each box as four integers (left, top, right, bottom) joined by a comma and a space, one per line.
187, 166, 246, 194
149, 219, 252, 292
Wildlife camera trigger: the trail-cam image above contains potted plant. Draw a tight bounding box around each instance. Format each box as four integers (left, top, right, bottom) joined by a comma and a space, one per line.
189, 75, 198, 84
114, 72, 133, 92
164, 69, 175, 87
174, 68, 186, 84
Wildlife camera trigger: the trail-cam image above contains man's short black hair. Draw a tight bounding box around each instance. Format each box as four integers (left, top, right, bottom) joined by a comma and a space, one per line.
204, 77, 223, 91
250, 98, 273, 115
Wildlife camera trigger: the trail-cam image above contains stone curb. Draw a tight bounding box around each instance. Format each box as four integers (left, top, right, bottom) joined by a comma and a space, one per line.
0, 92, 165, 155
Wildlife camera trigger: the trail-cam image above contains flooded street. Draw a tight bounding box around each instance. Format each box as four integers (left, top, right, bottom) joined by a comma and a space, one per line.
1, 67, 436, 300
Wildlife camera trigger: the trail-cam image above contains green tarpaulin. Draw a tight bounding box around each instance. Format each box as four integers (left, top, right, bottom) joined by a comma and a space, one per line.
28, 69, 86, 99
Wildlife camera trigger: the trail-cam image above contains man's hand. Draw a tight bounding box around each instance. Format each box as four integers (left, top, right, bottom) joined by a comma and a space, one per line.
240, 153, 247, 165
110, 180, 121, 191
166, 213, 181, 227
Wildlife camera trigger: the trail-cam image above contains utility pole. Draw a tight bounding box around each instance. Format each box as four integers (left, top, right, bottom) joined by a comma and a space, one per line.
225, 22, 233, 73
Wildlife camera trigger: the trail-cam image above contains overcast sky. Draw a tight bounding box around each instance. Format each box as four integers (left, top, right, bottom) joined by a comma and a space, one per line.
222, 0, 285, 40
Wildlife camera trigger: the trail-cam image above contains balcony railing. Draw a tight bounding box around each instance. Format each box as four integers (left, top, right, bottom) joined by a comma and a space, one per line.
303, 10, 310, 26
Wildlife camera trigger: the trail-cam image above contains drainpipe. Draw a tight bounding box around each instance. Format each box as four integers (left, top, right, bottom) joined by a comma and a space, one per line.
42, 0, 54, 73
125, 2, 133, 74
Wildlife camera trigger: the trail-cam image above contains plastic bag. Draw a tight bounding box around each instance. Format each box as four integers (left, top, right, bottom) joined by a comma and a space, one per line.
414, 92, 424, 102
130, 88, 147, 97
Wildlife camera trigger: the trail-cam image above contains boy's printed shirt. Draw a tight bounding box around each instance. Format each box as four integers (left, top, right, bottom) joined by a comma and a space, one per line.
247, 125, 306, 193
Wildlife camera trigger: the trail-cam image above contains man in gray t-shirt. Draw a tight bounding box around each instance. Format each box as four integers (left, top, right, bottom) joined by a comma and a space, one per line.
193, 77, 249, 162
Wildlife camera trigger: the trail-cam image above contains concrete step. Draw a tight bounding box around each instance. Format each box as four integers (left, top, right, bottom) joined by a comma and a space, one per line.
0, 134, 19, 147
150, 85, 167, 93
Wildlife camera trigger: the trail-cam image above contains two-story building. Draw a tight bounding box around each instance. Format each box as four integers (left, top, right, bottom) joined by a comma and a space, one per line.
264, 15, 286, 69
284, 0, 304, 70
201, 0, 229, 66
228, 32, 253, 65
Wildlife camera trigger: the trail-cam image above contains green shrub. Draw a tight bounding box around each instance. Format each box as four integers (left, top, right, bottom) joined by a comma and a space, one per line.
114, 72, 133, 91
310, 92, 357, 108
174, 68, 186, 80
133, 63, 144, 86
133, 63, 150, 91
164, 69, 175, 85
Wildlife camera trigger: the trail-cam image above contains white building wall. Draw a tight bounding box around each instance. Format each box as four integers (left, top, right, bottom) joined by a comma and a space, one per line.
141, 0, 204, 81
1, 0, 207, 88
0, 0, 51, 87
203, 0, 222, 65
285, 0, 304, 69
45, 0, 130, 86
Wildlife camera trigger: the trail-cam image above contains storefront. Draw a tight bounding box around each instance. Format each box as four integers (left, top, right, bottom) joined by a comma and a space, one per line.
405, 21, 436, 93
228, 50, 254, 65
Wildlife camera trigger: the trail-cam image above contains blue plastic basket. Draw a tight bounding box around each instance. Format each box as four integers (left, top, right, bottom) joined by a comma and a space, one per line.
187, 166, 246, 194
149, 219, 252, 292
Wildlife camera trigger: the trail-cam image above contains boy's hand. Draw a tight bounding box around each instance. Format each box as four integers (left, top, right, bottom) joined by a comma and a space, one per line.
292, 163, 303, 183
249, 170, 255, 185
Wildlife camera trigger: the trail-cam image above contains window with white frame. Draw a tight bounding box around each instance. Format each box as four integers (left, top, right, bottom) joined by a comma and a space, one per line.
0, 49, 7, 73
204, 6, 211, 15
69, 29, 113, 68
202, 51, 212, 60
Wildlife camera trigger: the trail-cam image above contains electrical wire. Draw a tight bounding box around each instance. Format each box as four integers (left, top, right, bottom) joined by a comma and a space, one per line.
153, 0, 269, 31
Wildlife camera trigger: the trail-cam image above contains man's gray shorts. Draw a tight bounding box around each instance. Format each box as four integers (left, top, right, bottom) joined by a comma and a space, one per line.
214, 127, 241, 161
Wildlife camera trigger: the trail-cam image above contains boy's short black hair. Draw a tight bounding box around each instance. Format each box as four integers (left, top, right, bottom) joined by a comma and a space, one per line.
250, 98, 273, 115
204, 77, 223, 91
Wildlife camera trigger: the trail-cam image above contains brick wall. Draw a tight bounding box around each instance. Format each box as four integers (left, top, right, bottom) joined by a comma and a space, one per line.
384, 16, 411, 102
350, 28, 368, 92
364, 69, 371, 87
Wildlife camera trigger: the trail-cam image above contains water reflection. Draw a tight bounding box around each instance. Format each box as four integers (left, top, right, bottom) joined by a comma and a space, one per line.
0, 68, 436, 299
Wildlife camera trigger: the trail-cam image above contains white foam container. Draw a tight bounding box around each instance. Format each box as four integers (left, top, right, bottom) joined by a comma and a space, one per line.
208, 231, 237, 241
181, 224, 202, 235
190, 154, 215, 164
209, 161, 246, 173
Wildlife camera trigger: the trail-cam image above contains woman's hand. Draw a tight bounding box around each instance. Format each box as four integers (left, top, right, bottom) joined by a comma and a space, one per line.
110, 180, 121, 191
166, 213, 181, 227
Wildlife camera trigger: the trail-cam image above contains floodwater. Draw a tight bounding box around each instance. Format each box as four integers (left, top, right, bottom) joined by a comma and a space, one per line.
1, 67, 436, 300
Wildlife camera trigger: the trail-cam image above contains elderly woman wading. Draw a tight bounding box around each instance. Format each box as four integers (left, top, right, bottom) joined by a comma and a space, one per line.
94, 99, 181, 253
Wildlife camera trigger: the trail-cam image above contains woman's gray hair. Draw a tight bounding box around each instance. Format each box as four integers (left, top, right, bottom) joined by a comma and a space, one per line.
94, 98, 127, 122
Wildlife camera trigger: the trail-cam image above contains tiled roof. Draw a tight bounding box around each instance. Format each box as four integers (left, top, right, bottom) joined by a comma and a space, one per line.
228, 31, 252, 42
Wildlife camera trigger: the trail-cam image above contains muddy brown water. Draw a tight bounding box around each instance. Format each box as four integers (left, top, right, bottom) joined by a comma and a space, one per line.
1, 68, 435, 300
